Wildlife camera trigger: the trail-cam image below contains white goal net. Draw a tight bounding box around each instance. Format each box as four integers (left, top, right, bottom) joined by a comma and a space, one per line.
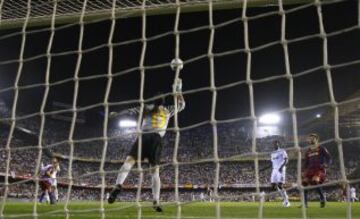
0, 0, 360, 219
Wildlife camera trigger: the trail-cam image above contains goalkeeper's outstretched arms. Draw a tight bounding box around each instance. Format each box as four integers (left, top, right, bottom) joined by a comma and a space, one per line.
109, 107, 140, 118
109, 78, 185, 118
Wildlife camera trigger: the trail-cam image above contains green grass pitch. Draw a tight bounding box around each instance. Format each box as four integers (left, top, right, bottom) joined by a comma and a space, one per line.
3, 201, 360, 218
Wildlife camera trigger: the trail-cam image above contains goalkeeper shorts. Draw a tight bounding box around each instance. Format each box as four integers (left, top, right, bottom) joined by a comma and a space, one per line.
129, 133, 162, 165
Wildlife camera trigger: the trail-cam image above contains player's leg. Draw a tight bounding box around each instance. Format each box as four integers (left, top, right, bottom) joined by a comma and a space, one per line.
115, 156, 136, 186
312, 173, 326, 207
40, 182, 55, 205
108, 133, 149, 204
47, 187, 56, 205
151, 165, 162, 212
341, 187, 347, 202
151, 165, 161, 205
271, 169, 289, 207
55, 187, 59, 202
303, 189, 309, 208
47, 186, 56, 205
108, 155, 136, 204
39, 181, 47, 203
149, 133, 163, 212
277, 183, 290, 207
45, 191, 50, 203
39, 191, 46, 203
270, 169, 278, 200
46, 182, 54, 203
271, 183, 277, 202
350, 193, 357, 202
278, 168, 290, 207
316, 186, 326, 207
301, 178, 309, 208
271, 183, 277, 190
53, 183, 59, 202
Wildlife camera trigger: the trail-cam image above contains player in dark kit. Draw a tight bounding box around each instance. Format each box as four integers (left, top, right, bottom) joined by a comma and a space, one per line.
107, 78, 185, 212
302, 133, 332, 208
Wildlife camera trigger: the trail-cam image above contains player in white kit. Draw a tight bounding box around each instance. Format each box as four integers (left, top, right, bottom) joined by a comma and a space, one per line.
270, 140, 290, 207
51, 161, 60, 202
350, 187, 358, 202
200, 192, 205, 202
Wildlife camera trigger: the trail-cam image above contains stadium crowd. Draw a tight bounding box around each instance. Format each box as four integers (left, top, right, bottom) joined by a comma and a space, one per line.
1, 103, 359, 202
5, 179, 358, 202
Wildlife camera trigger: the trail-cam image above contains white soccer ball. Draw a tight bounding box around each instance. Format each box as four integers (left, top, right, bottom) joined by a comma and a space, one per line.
170, 58, 184, 71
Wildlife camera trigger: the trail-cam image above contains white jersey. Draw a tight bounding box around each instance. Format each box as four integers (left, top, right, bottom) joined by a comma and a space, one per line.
127, 101, 185, 137
40, 164, 53, 178
271, 149, 288, 170
351, 187, 356, 197
51, 165, 60, 186
40, 164, 55, 185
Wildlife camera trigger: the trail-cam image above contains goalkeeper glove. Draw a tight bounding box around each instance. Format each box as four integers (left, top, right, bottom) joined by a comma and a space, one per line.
109, 112, 118, 118
174, 78, 182, 92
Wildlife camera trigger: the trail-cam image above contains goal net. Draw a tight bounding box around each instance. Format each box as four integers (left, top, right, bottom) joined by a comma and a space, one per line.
0, 0, 359, 218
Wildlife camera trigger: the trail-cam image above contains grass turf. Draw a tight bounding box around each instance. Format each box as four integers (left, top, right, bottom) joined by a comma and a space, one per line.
2, 201, 360, 218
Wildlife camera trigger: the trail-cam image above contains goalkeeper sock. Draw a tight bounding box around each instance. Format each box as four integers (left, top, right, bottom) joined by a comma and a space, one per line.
116, 162, 133, 185
317, 187, 325, 202
151, 170, 161, 205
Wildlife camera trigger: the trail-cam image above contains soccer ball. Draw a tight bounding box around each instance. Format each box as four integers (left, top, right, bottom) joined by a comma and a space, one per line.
170, 58, 184, 71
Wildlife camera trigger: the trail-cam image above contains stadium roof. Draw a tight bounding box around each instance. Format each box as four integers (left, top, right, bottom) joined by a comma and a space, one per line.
299, 89, 360, 128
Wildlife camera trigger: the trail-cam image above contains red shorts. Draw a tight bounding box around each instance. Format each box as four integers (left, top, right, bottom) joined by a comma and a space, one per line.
302, 168, 326, 184
39, 180, 52, 191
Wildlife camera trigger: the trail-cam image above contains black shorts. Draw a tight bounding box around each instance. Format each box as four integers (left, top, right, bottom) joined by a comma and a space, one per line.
129, 133, 162, 165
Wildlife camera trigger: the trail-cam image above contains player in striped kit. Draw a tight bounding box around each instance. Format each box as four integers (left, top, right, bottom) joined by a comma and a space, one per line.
270, 140, 290, 207
302, 133, 332, 208
108, 78, 185, 212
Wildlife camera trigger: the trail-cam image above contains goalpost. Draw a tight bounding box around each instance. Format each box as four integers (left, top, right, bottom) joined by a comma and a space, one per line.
0, 0, 359, 219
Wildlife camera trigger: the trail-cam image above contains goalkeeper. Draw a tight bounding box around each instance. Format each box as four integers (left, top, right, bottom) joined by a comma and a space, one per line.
108, 78, 185, 212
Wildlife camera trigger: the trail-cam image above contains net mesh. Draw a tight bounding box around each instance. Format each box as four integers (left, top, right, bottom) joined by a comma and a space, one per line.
0, 0, 360, 218
0, 0, 312, 21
